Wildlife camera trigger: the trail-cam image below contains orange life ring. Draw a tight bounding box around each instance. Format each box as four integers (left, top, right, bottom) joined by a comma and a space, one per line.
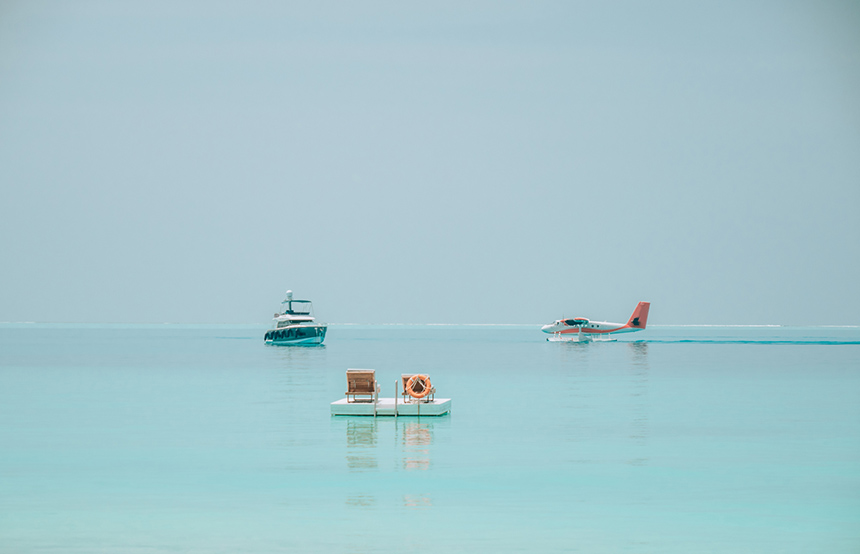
406, 374, 432, 399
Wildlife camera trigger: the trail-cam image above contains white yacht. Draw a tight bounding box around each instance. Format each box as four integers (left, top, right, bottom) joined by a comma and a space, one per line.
264, 291, 327, 346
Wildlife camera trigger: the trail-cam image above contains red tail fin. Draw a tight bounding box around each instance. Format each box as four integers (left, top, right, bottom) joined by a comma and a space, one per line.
626, 302, 650, 329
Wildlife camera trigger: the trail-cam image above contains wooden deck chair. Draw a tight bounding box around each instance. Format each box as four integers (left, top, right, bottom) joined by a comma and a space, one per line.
401, 373, 436, 403
346, 369, 378, 403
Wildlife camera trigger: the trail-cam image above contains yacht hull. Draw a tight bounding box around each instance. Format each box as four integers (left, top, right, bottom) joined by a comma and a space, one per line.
264, 325, 327, 346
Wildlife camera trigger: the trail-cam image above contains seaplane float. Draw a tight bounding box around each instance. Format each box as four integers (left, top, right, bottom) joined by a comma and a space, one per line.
541, 302, 650, 342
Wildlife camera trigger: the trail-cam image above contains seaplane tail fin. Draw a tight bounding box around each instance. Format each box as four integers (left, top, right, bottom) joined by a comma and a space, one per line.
626, 302, 650, 329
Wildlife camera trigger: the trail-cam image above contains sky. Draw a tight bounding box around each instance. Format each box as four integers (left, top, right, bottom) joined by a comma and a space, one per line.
1, 1, 858, 325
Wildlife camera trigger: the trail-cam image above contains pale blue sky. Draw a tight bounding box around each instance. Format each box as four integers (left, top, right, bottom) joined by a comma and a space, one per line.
1, 1, 858, 324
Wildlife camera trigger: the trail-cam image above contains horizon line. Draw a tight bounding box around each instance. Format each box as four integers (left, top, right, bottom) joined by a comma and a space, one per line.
1, 322, 858, 328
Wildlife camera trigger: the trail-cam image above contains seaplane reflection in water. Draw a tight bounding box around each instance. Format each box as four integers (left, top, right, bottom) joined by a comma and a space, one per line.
542, 302, 650, 342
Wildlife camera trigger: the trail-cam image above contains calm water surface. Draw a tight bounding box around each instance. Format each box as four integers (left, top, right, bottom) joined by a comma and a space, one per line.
1, 324, 858, 552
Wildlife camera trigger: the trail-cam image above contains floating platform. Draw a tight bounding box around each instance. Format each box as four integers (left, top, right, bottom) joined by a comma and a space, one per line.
331, 398, 451, 417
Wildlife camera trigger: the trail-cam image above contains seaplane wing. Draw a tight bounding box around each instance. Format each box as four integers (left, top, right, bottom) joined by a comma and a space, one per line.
541, 302, 650, 341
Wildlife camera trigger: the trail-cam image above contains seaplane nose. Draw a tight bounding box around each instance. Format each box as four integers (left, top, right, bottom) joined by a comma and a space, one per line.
541, 323, 554, 333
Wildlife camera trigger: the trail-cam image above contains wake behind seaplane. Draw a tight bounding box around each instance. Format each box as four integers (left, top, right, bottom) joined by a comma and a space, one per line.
541, 302, 650, 342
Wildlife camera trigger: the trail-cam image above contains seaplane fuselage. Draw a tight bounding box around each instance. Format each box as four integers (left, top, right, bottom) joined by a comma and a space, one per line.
541, 302, 650, 340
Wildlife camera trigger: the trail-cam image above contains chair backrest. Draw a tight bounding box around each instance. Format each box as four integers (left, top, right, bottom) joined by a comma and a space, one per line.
347, 369, 376, 393
401, 374, 414, 394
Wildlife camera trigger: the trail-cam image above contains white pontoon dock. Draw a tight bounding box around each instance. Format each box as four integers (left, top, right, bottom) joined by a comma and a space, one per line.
331, 369, 451, 417
330, 397, 452, 417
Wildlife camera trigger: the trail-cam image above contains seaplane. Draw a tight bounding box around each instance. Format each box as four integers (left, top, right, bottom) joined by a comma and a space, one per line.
541, 302, 650, 342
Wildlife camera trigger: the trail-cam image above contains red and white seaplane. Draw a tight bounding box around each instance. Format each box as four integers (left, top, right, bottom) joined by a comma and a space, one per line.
541, 302, 650, 342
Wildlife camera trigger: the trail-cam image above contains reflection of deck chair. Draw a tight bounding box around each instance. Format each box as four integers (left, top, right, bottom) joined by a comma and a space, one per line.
346, 369, 378, 403
401, 373, 436, 403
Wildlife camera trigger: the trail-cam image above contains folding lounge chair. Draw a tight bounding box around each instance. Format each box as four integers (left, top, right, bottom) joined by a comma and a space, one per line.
346, 369, 379, 403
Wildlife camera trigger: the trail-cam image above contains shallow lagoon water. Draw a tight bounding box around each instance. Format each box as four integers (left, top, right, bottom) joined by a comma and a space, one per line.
1, 324, 858, 552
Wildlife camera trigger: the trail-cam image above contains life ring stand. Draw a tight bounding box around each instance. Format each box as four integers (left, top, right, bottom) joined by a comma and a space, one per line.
406, 374, 432, 399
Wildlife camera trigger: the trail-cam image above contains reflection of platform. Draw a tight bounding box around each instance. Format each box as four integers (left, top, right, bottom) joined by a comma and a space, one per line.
331, 398, 451, 417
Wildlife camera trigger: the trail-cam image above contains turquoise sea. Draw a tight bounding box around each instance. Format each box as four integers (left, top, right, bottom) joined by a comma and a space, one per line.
1, 324, 859, 553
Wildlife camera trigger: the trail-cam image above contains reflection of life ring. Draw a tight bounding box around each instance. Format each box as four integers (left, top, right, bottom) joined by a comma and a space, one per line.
406, 374, 432, 399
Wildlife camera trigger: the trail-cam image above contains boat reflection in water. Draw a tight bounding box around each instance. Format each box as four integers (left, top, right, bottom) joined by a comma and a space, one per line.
626, 341, 650, 465
552, 339, 651, 467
